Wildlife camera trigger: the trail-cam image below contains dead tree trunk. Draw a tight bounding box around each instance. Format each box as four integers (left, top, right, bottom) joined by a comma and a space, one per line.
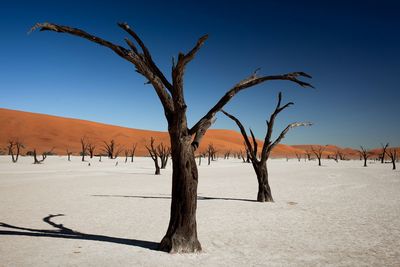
66, 148, 72, 161
254, 163, 273, 202
359, 146, 371, 167
206, 143, 216, 165
80, 137, 88, 162
33, 149, 40, 164
222, 92, 311, 202
146, 138, 161, 175
7, 140, 24, 163
157, 143, 171, 169
386, 148, 397, 170
124, 149, 129, 163
102, 140, 120, 159
311, 146, 325, 166
130, 143, 137, 162
33, 149, 52, 164
305, 150, 311, 161
88, 143, 96, 158
380, 143, 389, 163
338, 150, 346, 160
32, 21, 313, 253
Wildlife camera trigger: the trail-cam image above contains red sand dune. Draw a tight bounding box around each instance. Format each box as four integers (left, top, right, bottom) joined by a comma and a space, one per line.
0, 108, 393, 159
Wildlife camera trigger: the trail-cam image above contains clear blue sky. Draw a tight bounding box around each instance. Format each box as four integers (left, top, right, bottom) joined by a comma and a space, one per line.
0, 0, 399, 148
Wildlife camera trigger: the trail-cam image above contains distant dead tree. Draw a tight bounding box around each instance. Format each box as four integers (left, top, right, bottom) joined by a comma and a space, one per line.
197, 154, 202, 166
31, 21, 313, 253
311, 145, 325, 166
386, 148, 397, 170
102, 139, 122, 159
146, 137, 161, 175
305, 150, 312, 161
157, 142, 171, 169
130, 143, 138, 162
7, 139, 24, 163
124, 149, 129, 163
198, 151, 207, 166
337, 150, 347, 161
331, 152, 339, 163
206, 143, 216, 165
295, 152, 302, 162
359, 146, 372, 167
66, 148, 72, 161
87, 143, 96, 158
80, 137, 88, 162
33, 148, 54, 164
224, 150, 231, 160
380, 143, 389, 163
222, 92, 311, 202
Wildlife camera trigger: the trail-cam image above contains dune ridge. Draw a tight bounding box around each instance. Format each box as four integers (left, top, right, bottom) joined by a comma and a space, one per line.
0, 108, 387, 158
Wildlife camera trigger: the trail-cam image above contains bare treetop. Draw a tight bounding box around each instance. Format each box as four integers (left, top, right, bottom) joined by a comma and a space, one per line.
30, 22, 313, 150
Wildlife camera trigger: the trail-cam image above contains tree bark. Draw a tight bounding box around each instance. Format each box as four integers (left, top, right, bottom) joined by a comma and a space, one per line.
159, 127, 201, 253
254, 163, 273, 202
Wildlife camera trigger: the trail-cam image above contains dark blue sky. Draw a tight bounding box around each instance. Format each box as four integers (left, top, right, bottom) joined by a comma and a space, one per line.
1, 0, 399, 148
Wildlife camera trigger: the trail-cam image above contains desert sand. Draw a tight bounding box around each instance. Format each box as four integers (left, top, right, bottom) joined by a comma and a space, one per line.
0, 108, 367, 158
0, 156, 399, 266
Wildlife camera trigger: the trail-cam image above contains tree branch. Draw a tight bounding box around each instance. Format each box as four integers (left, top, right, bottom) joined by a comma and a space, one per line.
249, 128, 258, 158
172, 35, 208, 108
189, 71, 313, 145
221, 110, 256, 161
265, 122, 312, 158
260, 92, 295, 160
30, 22, 174, 113
118, 22, 173, 92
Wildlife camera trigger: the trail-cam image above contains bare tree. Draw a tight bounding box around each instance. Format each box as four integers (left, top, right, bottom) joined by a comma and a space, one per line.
239, 150, 246, 163
198, 151, 207, 166
305, 150, 312, 161
359, 146, 372, 167
386, 148, 397, 170
157, 142, 171, 169
222, 93, 311, 202
102, 139, 122, 159
330, 152, 339, 163
124, 149, 129, 163
197, 153, 202, 166
87, 143, 96, 158
311, 146, 325, 166
80, 137, 88, 162
224, 150, 231, 160
130, 143, 138, 162
206, 143, 216, 165
66, 148, 73, 161
295, 152, 302, 162
33, 148, 54, 164
145, 137, 161, 175
7, 139, 24, 163
380, 143, 389, 163
31, 21, 313, 253
337, 150, 347, 161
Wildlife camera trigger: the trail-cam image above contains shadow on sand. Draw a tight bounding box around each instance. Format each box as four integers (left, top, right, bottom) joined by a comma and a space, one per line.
92, 194, 256, 202
0, 214, 158, 251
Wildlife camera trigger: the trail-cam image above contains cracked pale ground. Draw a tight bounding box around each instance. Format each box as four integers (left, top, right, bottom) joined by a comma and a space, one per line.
0, 156, 399, 266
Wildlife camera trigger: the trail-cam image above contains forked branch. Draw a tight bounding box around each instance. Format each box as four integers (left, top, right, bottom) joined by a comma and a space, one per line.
190, 72, 313, 148
30, 22, 174, 113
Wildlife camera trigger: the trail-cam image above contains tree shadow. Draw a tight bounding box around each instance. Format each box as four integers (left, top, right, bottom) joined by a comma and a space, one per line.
92, 194, 256, 202
0, 214, 158, 251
